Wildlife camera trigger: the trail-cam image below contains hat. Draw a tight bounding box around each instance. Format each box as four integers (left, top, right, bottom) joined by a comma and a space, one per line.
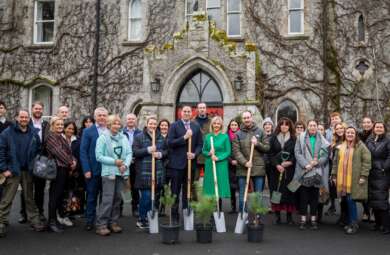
262, 117, 274, 128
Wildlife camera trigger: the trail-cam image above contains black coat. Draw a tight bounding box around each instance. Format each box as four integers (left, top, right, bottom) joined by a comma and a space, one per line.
268, 134, 296, 205
366, 134, 390, 210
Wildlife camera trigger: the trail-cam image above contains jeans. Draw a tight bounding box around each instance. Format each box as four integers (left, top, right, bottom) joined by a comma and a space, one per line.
96, 176, 124, 227
139, 189, 151, 221
85, 175, 102, 225
345, 194, 357, 224
238, 176, 265, 211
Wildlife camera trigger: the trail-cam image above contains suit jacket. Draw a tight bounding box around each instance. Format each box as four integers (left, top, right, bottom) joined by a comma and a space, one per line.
167, 120, 203, 170
80, 124, 101, 176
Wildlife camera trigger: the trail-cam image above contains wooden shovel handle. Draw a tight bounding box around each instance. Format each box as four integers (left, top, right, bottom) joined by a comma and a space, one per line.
210, 137, 220, 212
242, 143, 255, 209
151, 130, 156, 201
187, 137, 192, 201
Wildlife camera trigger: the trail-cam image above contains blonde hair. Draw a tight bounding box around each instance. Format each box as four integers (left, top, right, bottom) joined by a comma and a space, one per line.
146, 115, 158, 124
332, 122, 348, 146
107, 115, 122, 128
209, 116, 224, 133
50, 116, 63, 132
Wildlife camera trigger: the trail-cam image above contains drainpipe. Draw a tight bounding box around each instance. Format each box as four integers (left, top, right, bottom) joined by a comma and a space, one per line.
92, 0, 101, 111
322, 0, 329, 124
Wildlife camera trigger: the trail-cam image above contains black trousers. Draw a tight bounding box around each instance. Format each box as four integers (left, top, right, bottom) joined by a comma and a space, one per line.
299, 186, 319, 216
20, 176, 46, 217
48, 167, 67, 222
373, 209, 390, 229
170, 168, 194, 219
130, 163, 139, 212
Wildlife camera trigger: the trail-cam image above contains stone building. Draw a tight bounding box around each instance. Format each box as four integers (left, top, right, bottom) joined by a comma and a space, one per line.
0, 0, 389, 127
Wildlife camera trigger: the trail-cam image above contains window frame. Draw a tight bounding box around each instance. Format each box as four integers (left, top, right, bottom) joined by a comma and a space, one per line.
357, 14, 365, 42
227, 0, 242, 38
185, 0, 198, 22
206, 0, 221, 26
33, 0, 55, 45
287, 0, 304, 35
128, 0, 144, 42
29, 84, 54, 118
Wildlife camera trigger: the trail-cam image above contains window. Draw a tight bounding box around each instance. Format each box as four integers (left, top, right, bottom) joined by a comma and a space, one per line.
33, 0, 55, 44
288, 0, 304, 35
30, 85, 53, 117
207, 0, 221, 26
185, 0, 199, 21
128, 0, 143, 41
276, 100, 298, 123
227, 0, 241, 37
178, 70, 223, 107
358, 14, 365, 42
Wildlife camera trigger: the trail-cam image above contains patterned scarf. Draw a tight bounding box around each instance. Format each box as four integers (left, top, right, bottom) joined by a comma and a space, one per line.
277, 131, 290, 149
336, 142, 354, 196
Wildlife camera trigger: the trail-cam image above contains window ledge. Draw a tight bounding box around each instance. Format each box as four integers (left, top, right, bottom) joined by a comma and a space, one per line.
284, 34, 310, 40
26, 43, 55, 50
122, 41, 147, 47
227, 37, 245, 42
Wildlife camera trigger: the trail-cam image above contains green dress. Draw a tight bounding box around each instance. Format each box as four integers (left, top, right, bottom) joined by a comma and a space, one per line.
202, 132, 231, 198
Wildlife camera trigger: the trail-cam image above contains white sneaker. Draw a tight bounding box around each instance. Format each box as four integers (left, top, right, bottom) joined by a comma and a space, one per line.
57, 216, 74, 227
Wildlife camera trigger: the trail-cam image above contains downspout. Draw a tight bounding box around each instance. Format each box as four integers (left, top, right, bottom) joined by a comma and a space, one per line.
322, 0, 329, 124
92, 0, 101, 111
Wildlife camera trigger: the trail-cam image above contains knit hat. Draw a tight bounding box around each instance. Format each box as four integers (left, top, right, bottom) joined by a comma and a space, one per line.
262, 117, 274, 128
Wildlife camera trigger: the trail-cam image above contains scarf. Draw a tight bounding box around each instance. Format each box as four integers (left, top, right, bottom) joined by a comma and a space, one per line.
277, 131, 290, 149
336, 142, 354, 196
228, 128, 239, 141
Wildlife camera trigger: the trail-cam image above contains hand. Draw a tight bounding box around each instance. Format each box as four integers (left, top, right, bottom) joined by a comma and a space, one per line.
310, 160, 318, 166
245, 161, 252, 168
331, 176, 337, 184
184, 129, 193, 140
231, 160, 238, 166
70, 160, 77, 170
359, 177, 366, 185
251, 136, 258, 145
281, 161, 291, 168
3, 170, 12, 178
212, 155, 218, 161
152, 152, 161, 159
187, 152, 195, 160
276, 165, 285, 173
305, 164, 313, 171
209, 148, 215, 156
119, 165, 127, 174
84, 171, 92, 179
115, 159, 124, 167
148, 146, 156, 153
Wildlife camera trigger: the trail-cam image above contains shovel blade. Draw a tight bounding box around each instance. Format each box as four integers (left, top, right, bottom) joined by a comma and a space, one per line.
213, 212, 226, 233
147, 210, 159, 234
183, 208, 194, 231
234, 212, 248, 234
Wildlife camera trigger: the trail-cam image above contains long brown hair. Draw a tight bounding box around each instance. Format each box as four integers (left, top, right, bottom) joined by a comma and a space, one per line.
274, 117, 296, 139
332, 122, 347, 147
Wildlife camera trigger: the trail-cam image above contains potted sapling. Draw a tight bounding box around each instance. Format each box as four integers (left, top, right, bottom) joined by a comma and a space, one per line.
247, 192, 268, 242
159, 184, 180, 244
191, 182, 216, 243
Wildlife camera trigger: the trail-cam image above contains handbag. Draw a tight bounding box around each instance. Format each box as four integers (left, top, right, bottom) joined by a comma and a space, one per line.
33, 154, 57, 180
287, 170, 308, 193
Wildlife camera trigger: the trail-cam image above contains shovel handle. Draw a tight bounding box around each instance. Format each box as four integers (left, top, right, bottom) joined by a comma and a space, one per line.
151, 130, 156, 202
187, 137, 192, 201
242, 143, 255, 212
210, 137, 220, 212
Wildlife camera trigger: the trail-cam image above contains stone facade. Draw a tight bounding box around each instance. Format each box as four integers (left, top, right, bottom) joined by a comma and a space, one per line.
0, 0, 389, 127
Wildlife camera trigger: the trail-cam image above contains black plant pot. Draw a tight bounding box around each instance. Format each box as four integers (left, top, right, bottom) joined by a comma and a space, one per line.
247, 223, 264, 243
195, 224, 213, 243
160, 224, 181, 244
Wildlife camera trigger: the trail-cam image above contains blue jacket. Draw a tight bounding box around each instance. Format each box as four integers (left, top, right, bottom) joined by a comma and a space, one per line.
0, 123, 41, 176
96, 132, 132, 177
167, 120, 203, 170
80, 125, 102, 176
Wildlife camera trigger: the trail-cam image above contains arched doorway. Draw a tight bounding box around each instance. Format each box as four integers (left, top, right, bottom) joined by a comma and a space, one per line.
275, 100, 299, 123
176, 69, 224, 119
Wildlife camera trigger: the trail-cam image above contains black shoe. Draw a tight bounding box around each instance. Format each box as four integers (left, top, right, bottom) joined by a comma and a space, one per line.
370, 224, 381, 231
286, 214, 295, 225
31, 222, 46, 232
18, 216, 27, 224
310, 221, 319, 230
85, 224, 94, 231
132, 210, 139, 218
273, 215, 281, 225
48, 222, 64, 233
39, 214, 47, 223
299, 221, 306, 230
0, 223, 7, 237
136, 220, 149, 229
382, 228, 390, 235
228, 209, 237, 214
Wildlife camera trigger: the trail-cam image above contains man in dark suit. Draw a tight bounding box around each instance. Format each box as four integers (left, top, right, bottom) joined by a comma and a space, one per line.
19, 101, 50, 224
167, 105, 203, 221
0, 101, 11, 201
80, 107, 108, 231
123, 113, 142, 217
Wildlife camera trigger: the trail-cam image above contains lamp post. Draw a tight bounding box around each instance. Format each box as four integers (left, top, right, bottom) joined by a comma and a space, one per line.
234, 76, 243, 91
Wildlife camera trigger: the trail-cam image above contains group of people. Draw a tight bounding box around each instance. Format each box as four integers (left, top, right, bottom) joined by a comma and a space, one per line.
0, 100, 389, 238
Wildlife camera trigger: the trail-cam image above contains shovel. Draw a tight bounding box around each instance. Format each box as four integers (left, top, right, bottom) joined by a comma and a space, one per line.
210, 137, 226, 233
183, 137, 194, 231
270, 172, 284, 204
234, 143, 255, 234
147, 130, 159, 234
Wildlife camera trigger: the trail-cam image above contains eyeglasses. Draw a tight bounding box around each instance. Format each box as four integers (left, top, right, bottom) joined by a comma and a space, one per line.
296, 126, 304, 129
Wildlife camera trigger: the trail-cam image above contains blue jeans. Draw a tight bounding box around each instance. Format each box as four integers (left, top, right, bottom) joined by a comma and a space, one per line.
345, 194, 357, 224
238, 176, 265, 211
139, 189, 151, 221
85, 175, 102, 225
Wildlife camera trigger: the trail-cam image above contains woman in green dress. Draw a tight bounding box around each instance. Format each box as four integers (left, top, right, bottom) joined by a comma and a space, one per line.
202, 116, 231, 204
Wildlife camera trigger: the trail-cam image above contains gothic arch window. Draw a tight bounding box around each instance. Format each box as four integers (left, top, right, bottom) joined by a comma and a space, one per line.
128, 0, 143, 41
275, 100, 298, 123
358, 14, 365, 42
29, 84, 53, 117
177, 70, 223, 107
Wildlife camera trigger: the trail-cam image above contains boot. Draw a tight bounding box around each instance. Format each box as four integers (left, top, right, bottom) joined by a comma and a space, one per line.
286, 212, 294, 225
273, 212, 281, 225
